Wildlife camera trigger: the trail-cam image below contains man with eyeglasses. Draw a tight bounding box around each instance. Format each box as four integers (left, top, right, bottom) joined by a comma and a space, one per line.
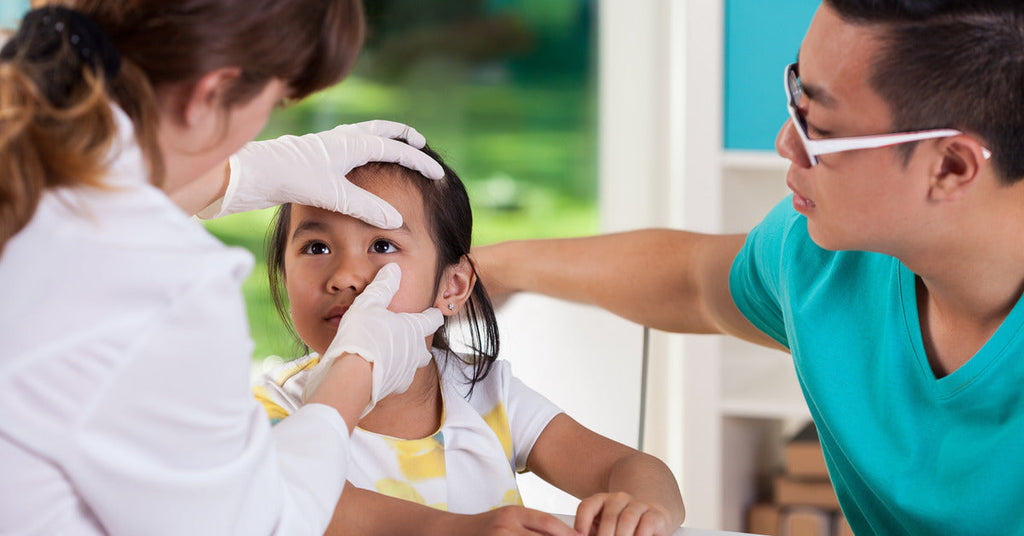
473, 0, 1024, 533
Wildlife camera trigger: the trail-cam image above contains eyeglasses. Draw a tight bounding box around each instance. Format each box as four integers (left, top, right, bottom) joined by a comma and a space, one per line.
784, 62, 989, 166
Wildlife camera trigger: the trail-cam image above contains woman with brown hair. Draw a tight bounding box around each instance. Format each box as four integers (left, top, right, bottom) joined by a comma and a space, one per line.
0, 1, 444, 533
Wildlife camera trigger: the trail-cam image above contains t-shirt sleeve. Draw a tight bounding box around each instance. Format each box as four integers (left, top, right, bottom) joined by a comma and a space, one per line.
253, 354, 322, 425
502, 365, 563, 473
729, 196, 801, 349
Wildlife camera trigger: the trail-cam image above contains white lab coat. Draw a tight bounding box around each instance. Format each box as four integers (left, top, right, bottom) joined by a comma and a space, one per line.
0, 108, 350, 535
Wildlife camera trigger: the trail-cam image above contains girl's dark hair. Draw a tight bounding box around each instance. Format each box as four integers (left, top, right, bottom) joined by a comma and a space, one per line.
0, 0, 365, 256
267, 146, 501, 394
825, 0, 1024, 183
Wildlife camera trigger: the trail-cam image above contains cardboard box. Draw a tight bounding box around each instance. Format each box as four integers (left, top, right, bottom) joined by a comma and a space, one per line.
781, 507, 832, 536
774, 475, 841, 510
834, 513, 854, 536
747, 503, 781, 535
785, 423, 829, 478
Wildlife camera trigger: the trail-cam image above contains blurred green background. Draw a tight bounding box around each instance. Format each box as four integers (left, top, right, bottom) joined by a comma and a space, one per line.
203, 0, 599, 360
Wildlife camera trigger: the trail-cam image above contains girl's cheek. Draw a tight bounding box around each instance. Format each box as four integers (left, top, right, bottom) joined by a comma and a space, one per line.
391, 275, 437, 313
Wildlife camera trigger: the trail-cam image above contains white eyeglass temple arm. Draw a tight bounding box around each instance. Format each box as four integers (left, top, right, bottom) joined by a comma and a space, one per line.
806, 129, 992, 159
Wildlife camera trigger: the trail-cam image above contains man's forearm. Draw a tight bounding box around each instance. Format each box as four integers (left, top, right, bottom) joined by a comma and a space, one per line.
474, 229, 747, 334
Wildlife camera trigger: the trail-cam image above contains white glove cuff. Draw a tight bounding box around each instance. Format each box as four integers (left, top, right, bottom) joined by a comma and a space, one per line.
196, 153, 247, 220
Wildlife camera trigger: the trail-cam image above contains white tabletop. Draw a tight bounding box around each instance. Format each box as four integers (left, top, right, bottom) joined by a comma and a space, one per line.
553, 514, 757, 536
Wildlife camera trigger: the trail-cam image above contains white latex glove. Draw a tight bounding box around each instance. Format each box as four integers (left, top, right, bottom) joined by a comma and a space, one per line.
198, 120, 444, 228
303, 263, 444, 416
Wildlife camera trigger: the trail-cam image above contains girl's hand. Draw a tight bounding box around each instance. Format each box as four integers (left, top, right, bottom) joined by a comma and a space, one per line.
448, 506, 580, 536
574, 492, 674, 536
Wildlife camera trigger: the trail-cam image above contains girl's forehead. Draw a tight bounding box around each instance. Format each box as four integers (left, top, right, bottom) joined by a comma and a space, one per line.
288, 179, 428, 234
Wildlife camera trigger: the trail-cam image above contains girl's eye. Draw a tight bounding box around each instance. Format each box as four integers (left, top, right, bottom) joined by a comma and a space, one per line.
370, 239, 397, 254
302, 241, 331, 255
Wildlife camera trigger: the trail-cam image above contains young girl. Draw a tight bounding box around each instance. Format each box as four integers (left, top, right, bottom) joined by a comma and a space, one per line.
254, 145, 686, 535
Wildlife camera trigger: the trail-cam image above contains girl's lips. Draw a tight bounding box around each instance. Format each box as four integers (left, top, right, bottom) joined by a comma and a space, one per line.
324, 305, 349, 327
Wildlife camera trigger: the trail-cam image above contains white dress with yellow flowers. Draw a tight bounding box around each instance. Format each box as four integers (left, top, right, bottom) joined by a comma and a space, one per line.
254, 348, 563, 513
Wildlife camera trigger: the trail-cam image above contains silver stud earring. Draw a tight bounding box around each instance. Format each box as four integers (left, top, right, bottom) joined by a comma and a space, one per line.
448, 303, 455, 311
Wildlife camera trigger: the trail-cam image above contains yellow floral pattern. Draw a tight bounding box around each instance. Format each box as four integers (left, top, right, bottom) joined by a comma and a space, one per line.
383, 434, 446, 482
253, 354, 563, 514
375, 478, 425, 504
482, 403, 513, 462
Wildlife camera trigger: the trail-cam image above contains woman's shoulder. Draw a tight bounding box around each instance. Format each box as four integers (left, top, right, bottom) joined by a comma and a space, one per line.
27, 182, 251, 292
0, 185, 253, 358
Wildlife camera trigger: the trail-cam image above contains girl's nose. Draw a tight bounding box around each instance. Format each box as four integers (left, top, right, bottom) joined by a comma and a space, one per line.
326, 254, 374, 294
776, 118, 812, 169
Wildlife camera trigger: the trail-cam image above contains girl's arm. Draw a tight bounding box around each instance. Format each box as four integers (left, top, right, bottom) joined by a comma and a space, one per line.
526, 414, 686, 535
323, 486, 579, 535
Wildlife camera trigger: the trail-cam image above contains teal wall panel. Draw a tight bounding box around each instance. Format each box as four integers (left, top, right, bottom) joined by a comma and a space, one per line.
0, 1, 28, 30
724, 0, 819, 150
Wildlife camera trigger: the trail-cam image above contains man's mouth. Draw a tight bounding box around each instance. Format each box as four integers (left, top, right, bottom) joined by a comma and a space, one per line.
787, 179, 816, 210
793, 192, 816, 210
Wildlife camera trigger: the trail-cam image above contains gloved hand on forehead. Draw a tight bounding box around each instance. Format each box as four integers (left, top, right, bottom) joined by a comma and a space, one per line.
198, 120, 444, 228
303, 263, 444, 417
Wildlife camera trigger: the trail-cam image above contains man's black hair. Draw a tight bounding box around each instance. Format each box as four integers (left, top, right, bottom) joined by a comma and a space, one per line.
826, 0, 1024, 183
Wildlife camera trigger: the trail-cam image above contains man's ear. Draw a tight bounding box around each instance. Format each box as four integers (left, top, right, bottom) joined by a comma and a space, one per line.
435, 255, 476, 316
928, 136, 989, 202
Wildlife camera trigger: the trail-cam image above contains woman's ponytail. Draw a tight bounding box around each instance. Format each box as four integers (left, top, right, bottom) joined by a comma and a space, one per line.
0, 6, 122, 256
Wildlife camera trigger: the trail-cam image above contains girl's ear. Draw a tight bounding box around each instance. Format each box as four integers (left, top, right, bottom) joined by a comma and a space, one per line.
435, 255, 476, 316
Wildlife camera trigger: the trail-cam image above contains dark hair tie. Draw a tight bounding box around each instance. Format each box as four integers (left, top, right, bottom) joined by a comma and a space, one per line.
1, 6, 121, 84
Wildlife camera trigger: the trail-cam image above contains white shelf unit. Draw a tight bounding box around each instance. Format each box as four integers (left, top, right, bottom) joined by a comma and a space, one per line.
598, 1, 811, 531
666, 156, 810, 532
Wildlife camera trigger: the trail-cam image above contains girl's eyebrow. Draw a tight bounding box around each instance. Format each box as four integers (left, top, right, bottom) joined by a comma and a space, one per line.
291, 217, 413, 242
291, 219, 328, 241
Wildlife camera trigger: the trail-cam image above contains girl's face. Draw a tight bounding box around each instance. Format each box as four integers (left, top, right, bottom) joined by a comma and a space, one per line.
282, 178, 442, 355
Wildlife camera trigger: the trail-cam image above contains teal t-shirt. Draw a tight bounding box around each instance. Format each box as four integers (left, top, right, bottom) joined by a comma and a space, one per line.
730, 197, 1024, 535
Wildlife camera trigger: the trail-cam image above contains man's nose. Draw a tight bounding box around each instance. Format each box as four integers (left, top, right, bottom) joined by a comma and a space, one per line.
776, 118, 812, 168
